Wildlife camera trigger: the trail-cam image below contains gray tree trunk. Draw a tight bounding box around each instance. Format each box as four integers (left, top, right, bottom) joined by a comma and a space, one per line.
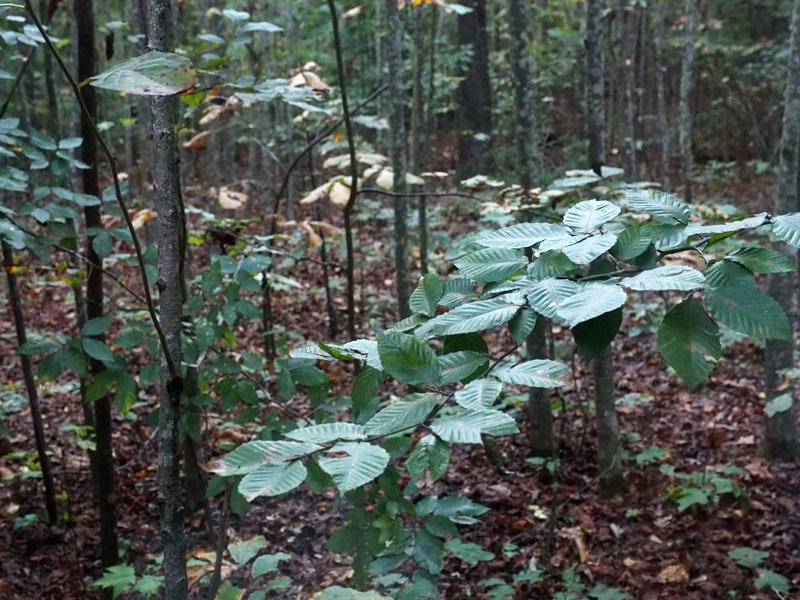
678, 0, 696, 202
585, 0, 605, 173
456, 0, 493, 179
75, 0, 118, 585
764, 0, 800, 462
622, 4, 638, 180
147, 1, 188, 598
653, 0, 670, 189
507, 0, 553, 456
2, 239, 58, 523
594, 345, 623, 496
385, 0, 410, 318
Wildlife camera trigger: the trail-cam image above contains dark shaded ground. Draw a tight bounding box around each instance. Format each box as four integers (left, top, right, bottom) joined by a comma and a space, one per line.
1, 185, 799, 599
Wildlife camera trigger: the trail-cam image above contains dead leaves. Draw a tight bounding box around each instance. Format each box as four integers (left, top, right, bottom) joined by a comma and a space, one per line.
218, 187, 248, 210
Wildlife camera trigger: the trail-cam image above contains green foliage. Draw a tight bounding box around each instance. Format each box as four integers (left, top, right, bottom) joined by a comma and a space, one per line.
90, 51, 197, 95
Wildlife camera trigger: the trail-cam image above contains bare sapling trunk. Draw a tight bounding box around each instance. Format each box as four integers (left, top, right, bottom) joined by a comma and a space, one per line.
678, 0, 696, 202
2, 239, 58, 523
147, 1, 189, 597
386, 0, 410, 318
654, 0, 670, 189
585, 0, 606, 174
594, 345, 623, 496
765, 0, 800, 461
75, 0, 118, 580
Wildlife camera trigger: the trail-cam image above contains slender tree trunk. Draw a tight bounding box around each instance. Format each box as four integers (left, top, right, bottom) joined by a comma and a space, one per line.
2, 239, 58, 523
653, 0, 670, 189
678, 0, 696, 202
456, 0, 493, 179
622, 4, 638, 180
147, 1, 188, 598
40, 0, 58, 136
507, 0, 553, 456
585, 0, 605, 174
385, 0, 409, 318
75, 0, 118, 582
594, 345, 623, 496
764, 0, 800, 462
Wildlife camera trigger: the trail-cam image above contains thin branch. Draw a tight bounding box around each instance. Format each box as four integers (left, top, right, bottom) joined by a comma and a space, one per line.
23, 1, 178, 379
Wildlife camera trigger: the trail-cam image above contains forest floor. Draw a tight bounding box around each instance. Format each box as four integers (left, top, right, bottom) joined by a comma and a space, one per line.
0, 177, 799, 599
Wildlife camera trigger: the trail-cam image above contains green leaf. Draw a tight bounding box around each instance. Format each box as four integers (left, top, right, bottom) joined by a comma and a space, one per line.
228, 535, 266, 565
508, 307, 538, 343
524, 278, 580, 320
527, 250, 578, 280
18, 337, 60, 355
414, 528, 445, 574
424, 515, 459, 538
476, 222, 568, 248
409, 273, 444, 317
91, 230, 112, 258
242, 21, 283, 33
238, 461, 306, 500
497, 359, 570, 388
675, 486, 709, 511
572, 308, 622, 363
114, 374, 138, 413
649, 224, 688, 250
94, 564, 136, 599
210, 440, 320, 476
764, 393, 793, 418
439, 277, 477, 306
315, 586, 391, 600
343, 339, 383, 371
704, 284, 791, 340
364, 393, 440, 436
557, 283, 627, 327
445, 539, 494, 565
657, 299, 721, 390
86, 370, 120, 402
318, 442, 390, 492
685, 213, 768, 236
215, 582, 244, 600
621, 265, 705, 291
0, 219, 27, 249
431, 296, 523, 335
755, 569, 790, 594
612, 225, 653, 261
91, 51, 197, 96
352, 366, 383, 420
563, 200, 620, 233
82, 316, 112, 336
285, 423, 367, 444
454, 378, 502, 410
376, 331, 440, 387
431, 409, 518, 444
726, 247, 794, 273
625, 189, 691, 224
82, 337, 116, 364
406, 435, 450, 481
453, 248, 527, 282
727, 546, 769, 568
252, 552, 291, 577
771, 212, 800, 246
438, 351, 488, 385
562, 232, 618, 264
588, 585, 629, 600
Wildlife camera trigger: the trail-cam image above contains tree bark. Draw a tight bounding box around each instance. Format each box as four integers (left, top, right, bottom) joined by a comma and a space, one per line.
594, 345, 623, 496
585, 0, 606, 174
2, 239, 58, 523
678, 0, 696, 202
456, 0, 493, 179
385, 0, 410, 318
764, 0, 800, 462
147, 1, 188, 597
622, 4, 639, 180
653, 0, 670, 189
75, 0, 118, 582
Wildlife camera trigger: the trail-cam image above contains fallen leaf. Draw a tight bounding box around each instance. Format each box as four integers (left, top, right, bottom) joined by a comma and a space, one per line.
657, 564, 689, 583
131, 209, 157, 230
182, 130, 210, 149
219, 188, 247, 210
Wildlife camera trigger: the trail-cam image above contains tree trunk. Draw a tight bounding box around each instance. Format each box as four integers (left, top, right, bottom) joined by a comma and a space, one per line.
2, 239, 58, 523
622, 4, 638, 180
147, 1, 188, 597
385, 0, 410, 318
764, 0, 800, 462
585, 0, 605, 173
506, 0, 553, 456
456, 0, 493, 179
75, 0, 118, 582
594, 345, 623, 496
653, 0, 670, 189
678, 0, 696, 202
